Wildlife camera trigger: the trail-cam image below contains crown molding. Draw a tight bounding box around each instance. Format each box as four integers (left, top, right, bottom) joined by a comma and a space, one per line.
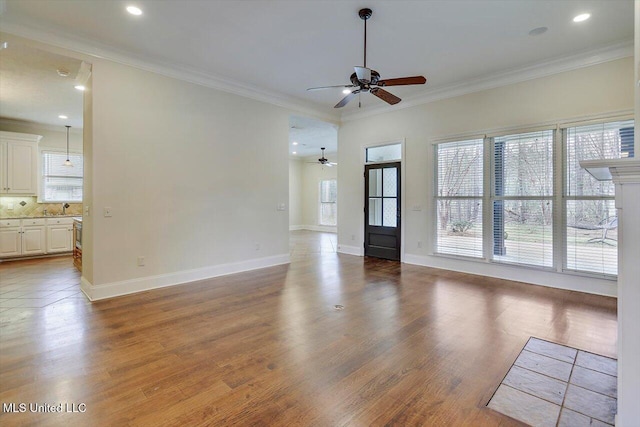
341, 40, 634, 122
0, 20, 340, 124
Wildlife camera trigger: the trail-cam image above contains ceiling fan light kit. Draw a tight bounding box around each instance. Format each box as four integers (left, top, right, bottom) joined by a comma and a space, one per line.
308, 147, 337, 167
307, 8, 427, 108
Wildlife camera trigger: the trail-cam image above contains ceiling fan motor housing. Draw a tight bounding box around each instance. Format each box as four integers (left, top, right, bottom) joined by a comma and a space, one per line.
358, 8, 372, 20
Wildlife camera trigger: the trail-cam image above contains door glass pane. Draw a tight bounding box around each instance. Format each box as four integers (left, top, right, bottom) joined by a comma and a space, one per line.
383, 198, 397, 228
368, 198, 382, 226
383, 167, 397, 197
369, 169, 382, 197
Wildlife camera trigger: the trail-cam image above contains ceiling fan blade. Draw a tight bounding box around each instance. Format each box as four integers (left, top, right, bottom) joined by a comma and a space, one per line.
334, 90, 360, 108
377, 76, 427, 87
354, 66, 371, 83
307, 84, 357, 91
370, 88, 401, 105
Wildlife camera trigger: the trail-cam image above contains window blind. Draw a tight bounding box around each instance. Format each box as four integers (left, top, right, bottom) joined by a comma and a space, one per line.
435, 139, 483, 257
563, 120, 632, 276
42, 151, 83, 202
492, 130, 554, 267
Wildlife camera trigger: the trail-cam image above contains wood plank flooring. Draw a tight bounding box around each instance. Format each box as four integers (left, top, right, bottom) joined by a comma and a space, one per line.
0, 231, 617, 426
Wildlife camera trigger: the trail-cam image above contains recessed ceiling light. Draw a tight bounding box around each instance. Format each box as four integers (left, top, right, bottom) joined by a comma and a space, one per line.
57, 68, 70, 77
528, 27, 548, 36
126, 5, 143, 16
58, 115, 68, 119
74, 85, 86, 91
292, 152, 297, 155
342, 89, 351, 94
292, 142, 298, 145
573, 13, 590, 23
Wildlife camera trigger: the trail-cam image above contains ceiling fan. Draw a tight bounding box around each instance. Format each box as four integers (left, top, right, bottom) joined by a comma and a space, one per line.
307, 148, 337, 167
307, 8, 427, 108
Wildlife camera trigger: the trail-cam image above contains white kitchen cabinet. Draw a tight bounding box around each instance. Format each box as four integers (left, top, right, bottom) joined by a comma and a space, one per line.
0, 218, 47, 258
46, 218, 74, 253
21, 219, 46, 256
0, 225, 22, 257
0, 131, 42, 195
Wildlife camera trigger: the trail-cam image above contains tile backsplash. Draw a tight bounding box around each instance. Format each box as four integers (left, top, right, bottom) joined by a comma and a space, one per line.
0, 196, 82, 218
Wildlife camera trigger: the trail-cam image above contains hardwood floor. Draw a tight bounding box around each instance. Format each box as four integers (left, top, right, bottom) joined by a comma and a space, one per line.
0, 231, 616, 426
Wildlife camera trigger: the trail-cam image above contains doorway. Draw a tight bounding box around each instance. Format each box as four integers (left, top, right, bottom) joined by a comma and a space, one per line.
364, 162, 401, 260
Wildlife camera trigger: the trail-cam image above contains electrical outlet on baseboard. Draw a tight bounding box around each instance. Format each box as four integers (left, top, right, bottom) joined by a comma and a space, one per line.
137, 256, 145, 266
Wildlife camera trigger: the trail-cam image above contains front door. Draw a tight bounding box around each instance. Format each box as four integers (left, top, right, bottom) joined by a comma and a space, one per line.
364, 162, 401, 260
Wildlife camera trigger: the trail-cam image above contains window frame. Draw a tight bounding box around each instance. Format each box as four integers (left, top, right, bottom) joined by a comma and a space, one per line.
559, 118, 633, 278
489, 128, 556, 269
433, 137, 485, 259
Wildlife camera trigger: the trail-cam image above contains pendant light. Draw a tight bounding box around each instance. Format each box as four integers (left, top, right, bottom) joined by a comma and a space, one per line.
63, 125, 73, 167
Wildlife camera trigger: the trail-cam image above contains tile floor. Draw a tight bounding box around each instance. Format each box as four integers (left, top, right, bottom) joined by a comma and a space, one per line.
0, 256, 84, 313
488, 337, 617, 427
289, 230, 337, 259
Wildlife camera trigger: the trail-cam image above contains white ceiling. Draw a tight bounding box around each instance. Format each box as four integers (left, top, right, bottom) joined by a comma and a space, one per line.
289, 115, 338, 159
0, 41, 84, 128
0, 0, 633, 119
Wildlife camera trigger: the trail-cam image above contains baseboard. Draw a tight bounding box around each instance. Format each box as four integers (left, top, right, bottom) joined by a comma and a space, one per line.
80, 253, 291, 301
403, 254, 617, 297
337, 244, 363, 256
290, 225, 337, 233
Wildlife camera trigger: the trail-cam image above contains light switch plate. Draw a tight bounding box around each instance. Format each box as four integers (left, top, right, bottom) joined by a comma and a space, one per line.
103, 207, 112, 217
277, 203, 286, 211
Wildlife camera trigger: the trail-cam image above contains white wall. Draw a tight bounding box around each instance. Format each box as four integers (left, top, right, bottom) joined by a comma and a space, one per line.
338, 57, 633, 296
289, 158, 303, 228
83, 58, 298, 299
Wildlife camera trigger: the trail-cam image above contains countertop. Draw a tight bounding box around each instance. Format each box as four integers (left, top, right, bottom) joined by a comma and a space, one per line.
0, 215, 79, 220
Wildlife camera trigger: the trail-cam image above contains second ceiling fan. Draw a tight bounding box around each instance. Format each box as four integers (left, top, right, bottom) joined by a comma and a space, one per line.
307, 8, 427, 108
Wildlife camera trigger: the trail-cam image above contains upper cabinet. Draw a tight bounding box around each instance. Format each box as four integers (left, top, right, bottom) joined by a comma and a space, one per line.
0, 131, 42, 195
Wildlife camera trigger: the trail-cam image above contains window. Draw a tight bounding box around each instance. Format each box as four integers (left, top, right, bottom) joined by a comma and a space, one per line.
319, 179, 337, 226
564, 120, 633, 276
42, 151, 83, 202
433, 118, 633, 278
366, 143, 401, 163
435, 139, 483, 257
492, 130, 554, 267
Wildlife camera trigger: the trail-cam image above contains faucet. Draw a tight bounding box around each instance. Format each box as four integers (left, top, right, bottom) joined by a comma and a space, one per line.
43, 208, 48, 216
62, 203, 70, 215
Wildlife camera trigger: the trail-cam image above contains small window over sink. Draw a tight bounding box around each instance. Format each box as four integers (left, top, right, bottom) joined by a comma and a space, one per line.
42, 151, 83, 202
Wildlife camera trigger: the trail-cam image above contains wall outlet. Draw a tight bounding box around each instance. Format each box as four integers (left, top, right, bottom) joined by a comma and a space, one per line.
104, 207, 112, 217
7, 203, 13, 210
85, 206, 90, 216
417, 241, 422, 248
255, 243, 261, 251
277, 203, 286, 211
137, 256, 145, 266
351, 234, 355, 241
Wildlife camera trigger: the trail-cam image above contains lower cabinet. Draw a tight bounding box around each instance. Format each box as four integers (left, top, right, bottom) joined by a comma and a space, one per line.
46, 218, 74, 253
0, 224, 22, 257
0, 217, 73, 259
21, 225, 46, 255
